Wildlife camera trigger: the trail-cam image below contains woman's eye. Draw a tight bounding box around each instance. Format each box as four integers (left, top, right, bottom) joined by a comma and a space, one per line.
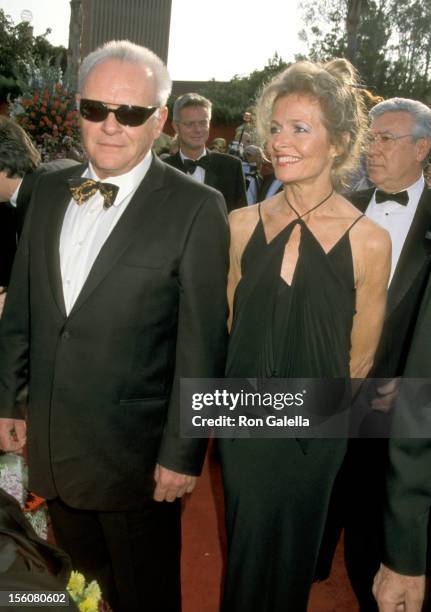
294, 125, 308, 133
270, 125, 281, 135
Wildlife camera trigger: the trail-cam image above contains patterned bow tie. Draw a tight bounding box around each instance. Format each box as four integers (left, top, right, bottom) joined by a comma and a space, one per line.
68, 177, 119, 209
375, 189, 409, 206
183, 156, 210, 174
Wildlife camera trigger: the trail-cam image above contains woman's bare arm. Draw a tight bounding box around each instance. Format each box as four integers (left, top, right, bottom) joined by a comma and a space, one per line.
349, 221, 391, 379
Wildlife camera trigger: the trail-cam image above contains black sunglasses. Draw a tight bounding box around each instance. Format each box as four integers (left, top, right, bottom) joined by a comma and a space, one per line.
79, 99, 157, 127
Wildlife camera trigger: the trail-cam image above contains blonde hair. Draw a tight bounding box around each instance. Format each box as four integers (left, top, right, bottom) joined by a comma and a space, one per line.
255, 58, 368, 188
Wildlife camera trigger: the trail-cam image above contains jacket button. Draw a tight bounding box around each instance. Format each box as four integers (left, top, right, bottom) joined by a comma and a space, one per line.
61, 331, 71, 340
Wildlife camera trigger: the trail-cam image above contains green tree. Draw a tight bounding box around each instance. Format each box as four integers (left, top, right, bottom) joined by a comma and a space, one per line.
168, 54, 288, 125
0, 8, 66, 103
298, 0, 431, 102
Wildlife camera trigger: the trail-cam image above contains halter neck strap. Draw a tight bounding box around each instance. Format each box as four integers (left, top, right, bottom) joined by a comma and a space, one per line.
283, 189, 334, 220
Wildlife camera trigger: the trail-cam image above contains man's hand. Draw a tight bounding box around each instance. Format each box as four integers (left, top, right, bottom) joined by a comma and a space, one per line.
153, 464, 197, 502
372, 378, 400, 413
373, 563, 425, 611
0, 418, 26, 452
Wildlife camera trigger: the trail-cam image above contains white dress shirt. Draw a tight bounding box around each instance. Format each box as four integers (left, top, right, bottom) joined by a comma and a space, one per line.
9, 180, 23, 207
179, 149, 207, 184
365, 175, 424, 284
59, 152, 152, 314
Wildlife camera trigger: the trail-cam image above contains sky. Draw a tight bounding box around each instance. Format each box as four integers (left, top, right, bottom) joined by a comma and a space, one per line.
1, 0, 307, 81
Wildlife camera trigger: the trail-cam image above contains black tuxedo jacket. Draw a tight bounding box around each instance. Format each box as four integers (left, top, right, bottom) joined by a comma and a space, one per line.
0, 156, 229, 511
0, 204, 17, 286
14, 159, 79, 237
349, 186, 431, 377
163, 150, 247, 212
0, 160, 79, 287
383, 272, 431, 575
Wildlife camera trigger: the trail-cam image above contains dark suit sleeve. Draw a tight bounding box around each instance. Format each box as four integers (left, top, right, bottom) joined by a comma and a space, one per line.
383, 272, 431, 575
383, 438, 431, 575
157, 191, 229, 475
0, 199, 33, 418
0, 205, 17, 286
232, 157, 247, 210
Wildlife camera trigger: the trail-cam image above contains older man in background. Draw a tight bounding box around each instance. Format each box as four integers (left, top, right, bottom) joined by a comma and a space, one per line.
339, 98, 431, 611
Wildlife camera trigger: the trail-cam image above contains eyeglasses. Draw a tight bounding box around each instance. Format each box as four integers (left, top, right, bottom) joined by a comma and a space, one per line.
177, 120, 210, 129
79, 99, 157, 127
367, 132, 414, 148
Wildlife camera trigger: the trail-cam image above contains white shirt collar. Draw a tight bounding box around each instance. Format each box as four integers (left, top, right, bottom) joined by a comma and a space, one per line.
179, 148, 207, 162
372, 174, 425, 208
85, 151, 153, 207
405, 174, 425, 205
9, 179, 23, 207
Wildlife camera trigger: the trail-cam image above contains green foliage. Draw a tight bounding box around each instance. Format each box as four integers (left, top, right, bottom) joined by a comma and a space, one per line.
298, 0, 431, 103
0, 8, 66, 103
168, 54, 289, 125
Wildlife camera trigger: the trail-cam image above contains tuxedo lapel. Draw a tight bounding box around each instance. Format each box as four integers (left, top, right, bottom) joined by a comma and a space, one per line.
387, 187, 431, 315
69, 157, 169, 317
169, 151, 185, 172
45, 165, 85, 317
347, 188, 374, 213
204, 152, 219, 191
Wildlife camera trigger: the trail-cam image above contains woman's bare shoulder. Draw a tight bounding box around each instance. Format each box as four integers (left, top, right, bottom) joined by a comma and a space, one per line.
229, 204, 260, 236
337, 194, 390, 253
352, 214, 391, 255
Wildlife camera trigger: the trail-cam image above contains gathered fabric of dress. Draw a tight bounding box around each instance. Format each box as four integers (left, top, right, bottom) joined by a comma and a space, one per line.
219, 202, 363, 612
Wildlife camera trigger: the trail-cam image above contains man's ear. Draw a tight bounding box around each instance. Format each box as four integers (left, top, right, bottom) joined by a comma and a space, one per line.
154, 106, 168, 137
415, 137, 431, 163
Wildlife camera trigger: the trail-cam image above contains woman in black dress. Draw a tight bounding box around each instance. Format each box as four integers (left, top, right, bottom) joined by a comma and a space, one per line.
219, 59, 391, 611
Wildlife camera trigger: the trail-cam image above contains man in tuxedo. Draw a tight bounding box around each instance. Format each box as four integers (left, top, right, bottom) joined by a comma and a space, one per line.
0, 40, 229, 611
0, 117, 78, 301
341, 97, 431, 610
164, 92, 247, 212
373, 272, 431, 612
0, 117, 40, 295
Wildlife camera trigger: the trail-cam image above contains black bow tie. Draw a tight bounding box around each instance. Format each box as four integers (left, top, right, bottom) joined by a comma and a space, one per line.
375, 189, 409, 206
183, 156, 210, 174
68, 177, 119, 209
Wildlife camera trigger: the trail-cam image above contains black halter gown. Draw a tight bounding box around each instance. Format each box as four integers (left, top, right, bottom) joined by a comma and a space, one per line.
219, 201, 363, 612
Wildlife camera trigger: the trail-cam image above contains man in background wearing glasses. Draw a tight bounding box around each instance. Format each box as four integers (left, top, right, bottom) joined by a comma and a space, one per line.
329, 98, 431, 610
0, 40, 229, 611
164, 92, 247, 212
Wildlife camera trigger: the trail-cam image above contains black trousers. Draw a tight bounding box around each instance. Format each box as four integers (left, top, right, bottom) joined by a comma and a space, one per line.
48, 497, 181, 612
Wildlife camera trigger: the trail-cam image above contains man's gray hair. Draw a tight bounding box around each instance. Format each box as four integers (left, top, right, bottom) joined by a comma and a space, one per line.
78, 40, 172, 106
173, 93, 212, 122
370, 97, 431, 142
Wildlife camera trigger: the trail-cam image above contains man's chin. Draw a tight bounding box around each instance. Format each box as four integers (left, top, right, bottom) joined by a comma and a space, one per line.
367, 169, 384, 184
